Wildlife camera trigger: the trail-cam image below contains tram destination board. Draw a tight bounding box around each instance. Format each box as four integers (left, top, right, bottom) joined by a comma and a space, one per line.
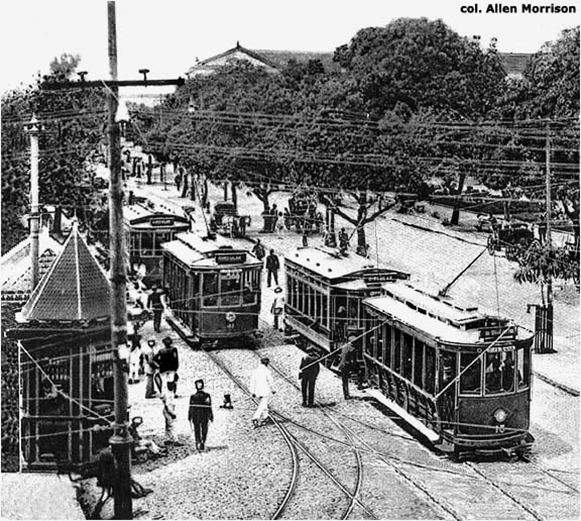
215, 252, 247, 264
150, 217, 175, 227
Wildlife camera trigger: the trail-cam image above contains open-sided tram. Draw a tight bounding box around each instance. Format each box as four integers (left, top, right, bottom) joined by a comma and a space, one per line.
284, 247, 409, 362
124, 200, 190, 286
162, 232, 262, 347
362, 283, 534, 457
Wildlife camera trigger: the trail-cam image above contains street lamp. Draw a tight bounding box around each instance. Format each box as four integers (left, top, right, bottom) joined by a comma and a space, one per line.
138, 68, 150, 83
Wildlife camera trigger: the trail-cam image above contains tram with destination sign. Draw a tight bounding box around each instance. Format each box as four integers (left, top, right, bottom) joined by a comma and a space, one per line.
162, 232, 262, 347
361, 283, 534, 458
124, 199, 190, 286
283, 247, 409, 364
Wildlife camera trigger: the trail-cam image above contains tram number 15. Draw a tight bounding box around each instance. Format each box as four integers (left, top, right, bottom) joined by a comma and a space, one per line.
494, 424, 506, 434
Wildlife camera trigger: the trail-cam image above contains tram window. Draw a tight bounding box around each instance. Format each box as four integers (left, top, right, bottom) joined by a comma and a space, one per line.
383, 325, 391, 367
425, 346, 436, 394
460, 353, 482, 395
440, 351, 457, 387
413, 341, 424, 388
516, 347, 529, 389
322, 295, 328, 327
154, 232, 170, 255
202, 273, 218, 307
308, 286, 315, 318
141, 232, 154, 257
348, 300, 358, 328
191, 274, 201, 310
402, 333, 413, 379
485, 353, 503, 394
221, 271, 242, 306
501, 352, 515, 392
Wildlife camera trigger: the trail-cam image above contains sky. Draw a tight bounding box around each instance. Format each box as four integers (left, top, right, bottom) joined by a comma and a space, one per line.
1, 0, 578, 94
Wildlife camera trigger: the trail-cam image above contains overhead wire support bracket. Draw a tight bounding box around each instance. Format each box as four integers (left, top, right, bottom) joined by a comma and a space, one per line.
40, 77, 185, 90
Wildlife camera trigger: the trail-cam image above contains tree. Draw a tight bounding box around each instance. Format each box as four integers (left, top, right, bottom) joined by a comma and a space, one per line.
334, 18, 505, 119
1, 56, 107, 253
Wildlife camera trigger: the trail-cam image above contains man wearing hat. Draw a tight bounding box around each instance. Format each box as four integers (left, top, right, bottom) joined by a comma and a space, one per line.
147, 284, 165, 333
188, 379, 214, 451
298, 348, 320, 407
153, 337, 179, 398
143, 339, 159, 399
250, 357, 276, 427
271, 287, 285, 330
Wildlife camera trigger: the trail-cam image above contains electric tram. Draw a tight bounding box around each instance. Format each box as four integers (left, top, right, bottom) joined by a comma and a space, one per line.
124, 199, 190, 286
361, 283, 534, 457
162, 232, 262, 347
283, 247, 409, 360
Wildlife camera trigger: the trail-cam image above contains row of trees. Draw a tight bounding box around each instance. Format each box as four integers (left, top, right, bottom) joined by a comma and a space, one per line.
130, 19, 578, 252
2, 20, 578, 261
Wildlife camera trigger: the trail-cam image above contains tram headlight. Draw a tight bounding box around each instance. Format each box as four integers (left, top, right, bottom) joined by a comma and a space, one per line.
493, 407, 508, 424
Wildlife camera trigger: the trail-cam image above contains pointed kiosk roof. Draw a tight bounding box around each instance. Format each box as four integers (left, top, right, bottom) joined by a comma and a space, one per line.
21, 227, 111, 322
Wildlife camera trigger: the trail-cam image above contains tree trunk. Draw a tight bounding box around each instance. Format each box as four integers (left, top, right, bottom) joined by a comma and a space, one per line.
232, 183, 238, 210
223, 182, 228, 201
450, 172, 466, 225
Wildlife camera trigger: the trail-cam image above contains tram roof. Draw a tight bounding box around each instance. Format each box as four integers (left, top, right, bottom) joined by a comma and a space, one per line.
286, 247, 397, 280
364, 296, 529, 344
382, 284, 480, 325
124, 202, 189, 226
162, 232, 259, 268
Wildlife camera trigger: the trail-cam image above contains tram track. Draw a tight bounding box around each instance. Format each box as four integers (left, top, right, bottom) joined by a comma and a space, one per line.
200, 346, 377, 520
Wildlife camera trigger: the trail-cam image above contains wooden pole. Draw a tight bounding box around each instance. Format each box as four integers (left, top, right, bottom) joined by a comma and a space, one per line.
107, 2, 133, 518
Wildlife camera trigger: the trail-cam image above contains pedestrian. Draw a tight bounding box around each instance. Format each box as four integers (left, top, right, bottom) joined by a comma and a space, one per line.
147, 284, 165, 333
276, 211, 285, 239
160, 162, 166, 184
174, 169, 182, 194
153, 336, 179, 397
162, 394, 178, 444
250, 357, 276, 427
271, 287, 284, 330
338, 334, 357, 399
143, 339, 158, 398
265, 249, 280, 288
252, 238, 266, 261
188, 379, 214, 451
128, 342, 142, 384
181, 170, 189, 198
146, 154, 153, 185
299, 348, 320, 407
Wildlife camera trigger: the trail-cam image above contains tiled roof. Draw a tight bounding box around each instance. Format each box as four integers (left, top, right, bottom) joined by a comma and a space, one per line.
1, 249, 59, 298
251, 49, 342, 73
21, 227, 110, 322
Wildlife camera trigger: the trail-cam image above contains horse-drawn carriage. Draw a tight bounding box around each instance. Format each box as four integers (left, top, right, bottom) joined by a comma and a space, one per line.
210, 202, 251, 238
286, 193, 324, 234
487, 222, 539, 262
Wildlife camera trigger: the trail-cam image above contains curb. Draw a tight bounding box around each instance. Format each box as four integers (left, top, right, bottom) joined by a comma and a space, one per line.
534, 371, 579, 397
392, 217, 485, 247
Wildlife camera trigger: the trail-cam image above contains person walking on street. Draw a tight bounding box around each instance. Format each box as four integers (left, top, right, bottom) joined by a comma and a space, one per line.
143, 339, 158, 398
266, 249, 280, 288
299, 348, 320, 407
147, 284, 165, 333
174, 169, 182, 194
162, 394, 178, 444
271, 287, 285, 330
153, 336, 179, 397
276, 211, 285, 239
181, 169, 190, 198
252, 239, 266, 262
250, 357, 276, 427
338, 334, 357, 399
188, 379, 214, 451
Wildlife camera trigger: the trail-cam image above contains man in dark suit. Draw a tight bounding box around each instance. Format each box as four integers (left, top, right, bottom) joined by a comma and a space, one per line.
188, 379, 214, 451
299, 348, 320, 407
265, 249, 280, 288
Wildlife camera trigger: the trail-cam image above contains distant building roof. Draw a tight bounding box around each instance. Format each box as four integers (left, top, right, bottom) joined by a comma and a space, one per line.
498, 52, 531, 78
20, 227, 110, 322
186, 43, 342, 77
251, 49, 342, 73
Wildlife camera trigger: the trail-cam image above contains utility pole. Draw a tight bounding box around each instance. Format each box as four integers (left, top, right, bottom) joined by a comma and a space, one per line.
545, 122, 553, 306
107, 2, 132, 518
26, 116, 41, 291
